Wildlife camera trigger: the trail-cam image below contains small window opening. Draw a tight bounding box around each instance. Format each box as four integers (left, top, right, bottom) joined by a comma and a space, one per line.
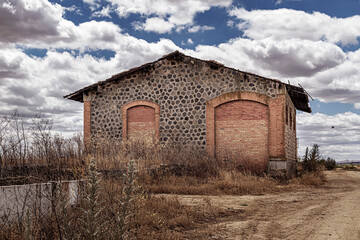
293, 110, 296, 130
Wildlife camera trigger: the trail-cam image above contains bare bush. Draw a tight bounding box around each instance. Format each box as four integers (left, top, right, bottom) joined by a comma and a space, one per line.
0, 111, 331, 239
0, 112, 84, 184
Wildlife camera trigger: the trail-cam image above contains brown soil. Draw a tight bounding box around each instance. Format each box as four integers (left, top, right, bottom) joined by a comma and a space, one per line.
169, 170, 360, 239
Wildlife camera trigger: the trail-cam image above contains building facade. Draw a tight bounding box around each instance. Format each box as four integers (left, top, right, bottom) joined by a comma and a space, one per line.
65, 51, 311, 174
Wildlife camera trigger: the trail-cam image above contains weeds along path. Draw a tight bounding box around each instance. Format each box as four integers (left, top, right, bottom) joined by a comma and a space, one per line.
170, 170, 360, 240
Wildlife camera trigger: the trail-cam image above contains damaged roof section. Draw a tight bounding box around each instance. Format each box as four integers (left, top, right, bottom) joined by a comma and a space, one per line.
286, 85, 311, 113
64, 50, 311, 113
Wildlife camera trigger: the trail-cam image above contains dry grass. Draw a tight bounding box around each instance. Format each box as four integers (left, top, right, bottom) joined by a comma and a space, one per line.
0, 118, 327, 239
141, 170, 326, 196
290, 172, 325, 186
141, 170, 282, 196
337, 164, 360, 171
0, 160, 326, 240
0, 181, 225, 240
130, 195, 222, 239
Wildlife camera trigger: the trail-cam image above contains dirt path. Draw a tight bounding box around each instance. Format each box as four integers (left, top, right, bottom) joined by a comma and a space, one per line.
177, 170, 360, 240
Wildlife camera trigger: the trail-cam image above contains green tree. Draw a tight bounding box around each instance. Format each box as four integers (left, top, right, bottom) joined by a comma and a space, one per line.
302, 144, 320, 172
325, 157, 336, 170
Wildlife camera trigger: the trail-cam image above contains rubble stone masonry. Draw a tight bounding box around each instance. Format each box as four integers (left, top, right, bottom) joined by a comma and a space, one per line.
285, 92, 297, 173
85, 55, 296, 165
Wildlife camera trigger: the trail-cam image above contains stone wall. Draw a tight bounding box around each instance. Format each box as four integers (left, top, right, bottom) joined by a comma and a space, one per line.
89, 56, 283, 152
285, 92, 297, 173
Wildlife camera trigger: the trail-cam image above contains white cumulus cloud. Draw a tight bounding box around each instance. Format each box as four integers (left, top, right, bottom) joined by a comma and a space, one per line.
133, 17, 175, 34
92, 5, 112, 18
229, 8, 360, 46
275, 0, 301, 6
188, 25, 215, 33
291, 49, 360, 106
106, 0, 231, 33
297, 112, 360, 160
0, 0, 72, 44
187, 37, 345, 78
3, 0, 360, 160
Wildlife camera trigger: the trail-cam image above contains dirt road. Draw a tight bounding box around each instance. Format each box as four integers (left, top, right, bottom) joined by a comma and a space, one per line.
178, 170, 360, 240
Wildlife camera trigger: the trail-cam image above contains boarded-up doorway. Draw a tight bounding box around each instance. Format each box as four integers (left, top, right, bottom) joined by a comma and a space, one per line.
127, 105, 155, 141
215, 100, 269, 165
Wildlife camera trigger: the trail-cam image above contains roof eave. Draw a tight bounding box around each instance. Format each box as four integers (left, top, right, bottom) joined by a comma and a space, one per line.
63, 50, 312, 113
285, 84, 312, 113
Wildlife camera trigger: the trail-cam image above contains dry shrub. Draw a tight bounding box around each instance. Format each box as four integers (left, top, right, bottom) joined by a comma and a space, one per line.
134, 144, 295, 196
214, 170, 279, 195
291, 172, 325, 186
98, 176, 225, 240
0, 204, 84, 240
135, 141, 282, 196
142, 175, 213, 195
140, 168, 282, 196
0, 112, 84, 184
87, 138, 212, 173
131, 195, 222, 240
0, 118, 330, 239
89, 137, 161, 171
340, 164, 360, 171
219, 158, 268, 176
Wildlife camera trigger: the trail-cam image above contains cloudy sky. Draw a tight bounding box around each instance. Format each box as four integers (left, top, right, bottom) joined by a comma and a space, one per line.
1, 0, 360, 161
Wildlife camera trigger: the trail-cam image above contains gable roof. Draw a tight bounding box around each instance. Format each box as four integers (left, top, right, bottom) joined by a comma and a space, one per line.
64, 51, 311, 113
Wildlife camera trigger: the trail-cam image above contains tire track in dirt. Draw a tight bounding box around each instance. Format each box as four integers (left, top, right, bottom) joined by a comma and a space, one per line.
308, 171, 360, 240
177, 170, 360, 240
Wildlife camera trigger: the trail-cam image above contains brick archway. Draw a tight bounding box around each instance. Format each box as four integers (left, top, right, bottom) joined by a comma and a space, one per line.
206, 91, 271, 159
215, 100, 269, 164
121, 100, 160, 141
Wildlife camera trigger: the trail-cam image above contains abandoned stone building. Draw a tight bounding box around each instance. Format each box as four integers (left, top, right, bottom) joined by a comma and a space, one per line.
65, 51, 311, 174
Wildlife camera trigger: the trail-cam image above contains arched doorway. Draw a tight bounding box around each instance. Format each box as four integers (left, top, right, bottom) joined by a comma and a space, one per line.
206, 92, 271, 170
127, 105, 156, 140
214, 100, 269, 164
121, 100, 160, 142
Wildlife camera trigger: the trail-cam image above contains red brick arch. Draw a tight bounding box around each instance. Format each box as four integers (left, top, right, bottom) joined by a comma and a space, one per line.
121, 100, 160, 142
215, 100, 269, 165
206, 91, 273, 160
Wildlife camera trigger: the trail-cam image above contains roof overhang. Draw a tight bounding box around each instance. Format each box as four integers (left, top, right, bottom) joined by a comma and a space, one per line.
285, 84, 312, 113
64, 51, 312, 113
